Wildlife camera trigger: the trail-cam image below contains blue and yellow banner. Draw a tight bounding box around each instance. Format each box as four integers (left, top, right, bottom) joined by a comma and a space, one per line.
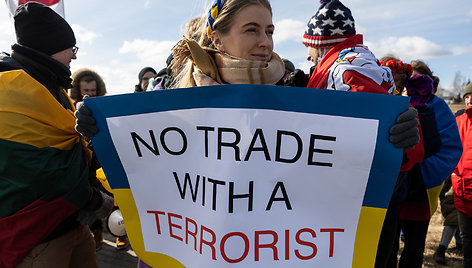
86, 84, 409, 267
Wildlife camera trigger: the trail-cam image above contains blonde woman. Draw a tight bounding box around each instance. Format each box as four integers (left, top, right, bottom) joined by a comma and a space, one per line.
170, 0, 284, 89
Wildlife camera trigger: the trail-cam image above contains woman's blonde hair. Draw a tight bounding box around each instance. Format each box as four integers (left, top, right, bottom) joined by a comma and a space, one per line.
171, 0, 272, 89
185, 16, 206, 42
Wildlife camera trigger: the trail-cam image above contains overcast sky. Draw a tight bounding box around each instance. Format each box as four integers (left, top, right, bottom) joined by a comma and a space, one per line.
1, 0, 471, 95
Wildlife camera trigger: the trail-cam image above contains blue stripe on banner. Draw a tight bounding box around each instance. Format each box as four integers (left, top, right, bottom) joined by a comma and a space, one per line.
86, 84, 409, 209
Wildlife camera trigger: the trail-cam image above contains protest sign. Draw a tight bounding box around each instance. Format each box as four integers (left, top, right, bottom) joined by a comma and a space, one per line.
85, 84, 409, 267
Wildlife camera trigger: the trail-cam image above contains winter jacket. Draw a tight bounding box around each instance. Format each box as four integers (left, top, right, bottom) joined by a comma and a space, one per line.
440, 176, 459, 226
453, 108, 472, 217
418, 96, 462, 216
399, 96, 461, 220
306, 34, 424, 172
0, 45, 93, 267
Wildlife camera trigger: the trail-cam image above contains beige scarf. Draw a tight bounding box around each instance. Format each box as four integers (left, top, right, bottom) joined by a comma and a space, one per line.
172, 38, 285, 87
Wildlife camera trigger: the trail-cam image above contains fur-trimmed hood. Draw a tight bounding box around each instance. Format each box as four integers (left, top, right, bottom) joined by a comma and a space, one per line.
69, 68, 106, 100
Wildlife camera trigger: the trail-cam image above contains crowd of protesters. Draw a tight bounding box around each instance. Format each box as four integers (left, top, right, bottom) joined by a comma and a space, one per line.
0, 0, 471, 268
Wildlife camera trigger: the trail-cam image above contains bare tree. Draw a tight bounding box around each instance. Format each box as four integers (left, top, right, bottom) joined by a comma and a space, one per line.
451, 72, 470, 103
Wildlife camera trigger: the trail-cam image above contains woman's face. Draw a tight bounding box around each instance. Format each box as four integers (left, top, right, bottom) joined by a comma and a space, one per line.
141, 71, 155, 90
211, 5, 274, 61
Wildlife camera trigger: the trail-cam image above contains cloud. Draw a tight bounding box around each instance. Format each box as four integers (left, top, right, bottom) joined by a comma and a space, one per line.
71, 24, 100, 45
0, 20, 16, 51
274, 19, 306, 44
71, 39, 178, 95
451, 45, 472, 56
119, 39, 176, 64
78, 39, 176, 95
144, 0, 151, 9
366, 36, 451, 61
72, 62, 137, 95
455, 9, 472, 23
0, 21, 14, 36
355, 10, 395, 21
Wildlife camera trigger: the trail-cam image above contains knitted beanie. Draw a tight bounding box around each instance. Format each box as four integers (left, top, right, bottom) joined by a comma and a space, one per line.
464, 83, 472, 98
14, 2, 76, 55
138, 67, 157, 83
303, 0, 356, 48
134, 67, 157, 92
282, 59, 295, 73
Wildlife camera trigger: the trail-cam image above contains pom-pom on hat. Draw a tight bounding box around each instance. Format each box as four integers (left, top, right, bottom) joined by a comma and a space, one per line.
14, 2, 76, 56
303, 0, 356, 48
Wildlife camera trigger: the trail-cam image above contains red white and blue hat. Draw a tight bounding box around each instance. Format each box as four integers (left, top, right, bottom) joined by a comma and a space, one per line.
303, 0, 356, 48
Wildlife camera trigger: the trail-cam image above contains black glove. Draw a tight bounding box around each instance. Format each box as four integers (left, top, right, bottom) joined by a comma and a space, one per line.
75, 95, 98, 137
77, 189, 114, 225
389, 108, 420, 150
284, 69, 309, 87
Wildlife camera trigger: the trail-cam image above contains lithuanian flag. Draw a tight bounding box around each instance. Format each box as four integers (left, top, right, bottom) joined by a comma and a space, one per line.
0, 70, 92, 267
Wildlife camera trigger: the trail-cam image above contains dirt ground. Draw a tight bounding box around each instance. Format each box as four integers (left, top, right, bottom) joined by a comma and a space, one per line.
449, 104, 466, 115
420, 207, 463, 267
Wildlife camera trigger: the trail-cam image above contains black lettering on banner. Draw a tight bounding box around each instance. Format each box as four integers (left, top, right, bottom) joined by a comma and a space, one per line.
217, 128, 241, 161
266, 182, 292, 211
202, 176, 206, 207
308, 134, 336, 167
131, 130, 159, 157
275, 130, 302, 163
208, 178, 226, 211
173, 172, 200, 202
228, 181, 254, 213
196, 126, 215, 158
160, 127, 187, 155
244, 129, 271, 161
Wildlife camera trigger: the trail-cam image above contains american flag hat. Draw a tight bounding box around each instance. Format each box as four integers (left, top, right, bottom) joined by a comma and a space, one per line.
303, 0, 356, 48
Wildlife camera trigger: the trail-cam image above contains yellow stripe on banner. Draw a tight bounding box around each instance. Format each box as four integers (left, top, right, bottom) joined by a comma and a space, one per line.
0, 70, 80, 150
114, 189, 185, 268
427, 182, 444, 216
352, 206, 387, 268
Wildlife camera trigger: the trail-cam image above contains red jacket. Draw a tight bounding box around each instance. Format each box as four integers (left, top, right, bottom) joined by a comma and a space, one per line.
453, 108, 472, 216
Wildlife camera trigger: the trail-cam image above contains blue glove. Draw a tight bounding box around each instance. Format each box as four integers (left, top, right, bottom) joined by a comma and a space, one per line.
389, 108, 420, 150
74, 95, 98, 137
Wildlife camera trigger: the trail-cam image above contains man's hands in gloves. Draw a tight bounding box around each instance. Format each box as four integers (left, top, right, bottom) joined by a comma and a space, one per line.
75, 95, 98, 137
77, 188, 114, 225
390, 107, 420, 150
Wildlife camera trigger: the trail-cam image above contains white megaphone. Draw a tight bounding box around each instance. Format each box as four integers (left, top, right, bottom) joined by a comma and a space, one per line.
106, 209, 127, 237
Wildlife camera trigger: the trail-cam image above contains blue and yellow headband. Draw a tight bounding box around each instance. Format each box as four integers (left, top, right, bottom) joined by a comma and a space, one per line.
206, 0, 226, 38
